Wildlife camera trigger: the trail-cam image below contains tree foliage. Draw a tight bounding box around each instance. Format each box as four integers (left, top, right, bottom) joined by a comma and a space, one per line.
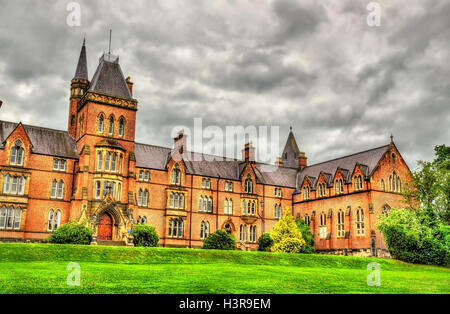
271, 211, 306, 253
403, 144, 450, 225
378, 144, 450, 266
257, 232, 274, 252
202, 229, 236, 250
295, 217, 315, 253
48, 221, 93, 245
131, 225, 159, 247
377, 208, 449, 266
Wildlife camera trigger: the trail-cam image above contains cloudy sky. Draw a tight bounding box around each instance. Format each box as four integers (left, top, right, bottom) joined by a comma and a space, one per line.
0, 0, 448, 168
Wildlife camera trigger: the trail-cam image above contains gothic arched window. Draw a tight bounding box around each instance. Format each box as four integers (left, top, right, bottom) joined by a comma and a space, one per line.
10, 140, 24, 166
57, 180, 64, 199
304, 214, 310, 226
51, 180, 57, 198
143, 189, 149, 207
98, 114, 104, 133
138, 189, 143, 206
337, 210, 345, 237
244, 175, 253, 194
319, 212, 327, 239
356, 208, 365, 235
118, 117, 125, 137
171, 164, 181, 185
108, 116, 114, 135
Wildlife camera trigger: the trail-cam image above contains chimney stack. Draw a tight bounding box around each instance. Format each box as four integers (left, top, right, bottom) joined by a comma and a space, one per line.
174, 130, 186, 154
276, 157, 284, 167
298, 152, 307, 170
242, 142, 255, 162
126, 76, 133, 96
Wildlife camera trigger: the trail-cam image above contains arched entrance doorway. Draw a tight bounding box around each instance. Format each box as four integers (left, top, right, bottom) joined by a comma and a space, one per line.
97, 212, 113, 240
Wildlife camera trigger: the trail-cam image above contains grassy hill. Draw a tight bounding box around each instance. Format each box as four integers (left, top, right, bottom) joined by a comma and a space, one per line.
0, 243, 448, 294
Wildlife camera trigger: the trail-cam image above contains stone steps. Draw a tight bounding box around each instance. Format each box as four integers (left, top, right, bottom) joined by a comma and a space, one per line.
96, 240, 127, 246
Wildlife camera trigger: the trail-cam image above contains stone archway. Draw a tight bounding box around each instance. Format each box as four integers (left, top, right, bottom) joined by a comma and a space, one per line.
93, 194, 128, 241
221, 218, 236, 235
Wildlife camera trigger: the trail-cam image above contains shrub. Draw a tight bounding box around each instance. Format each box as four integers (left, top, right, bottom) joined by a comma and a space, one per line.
272, 237, 305, 253
296, 218, 315, 253
131, 225, 159, 247
377, 208, 449, 266
257, 233, 274, 252
202, 229, 236, 250
48, 221, 93, 245
271, 211, 306, 253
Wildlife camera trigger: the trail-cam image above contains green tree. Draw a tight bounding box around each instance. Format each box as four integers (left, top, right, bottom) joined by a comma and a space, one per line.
403, 144, 450, 225
48, 221, 93, 245
257, 232, 274, 252
377, 208, 449, 266
202, 229, 236, 250
377, 144, 450, 265
295, 217, 315, 253
131, 225, 159, 247
271, 211, 306, 253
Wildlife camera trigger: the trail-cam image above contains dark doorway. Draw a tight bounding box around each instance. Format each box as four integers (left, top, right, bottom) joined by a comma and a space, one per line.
97, 213, 113, 240
371, 238, 377, 257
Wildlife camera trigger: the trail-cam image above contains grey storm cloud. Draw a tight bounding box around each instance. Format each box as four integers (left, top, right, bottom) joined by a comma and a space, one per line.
0, 0, 449, 169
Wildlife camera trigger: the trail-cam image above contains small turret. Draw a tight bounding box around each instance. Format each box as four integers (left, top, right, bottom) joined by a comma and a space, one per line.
71, 38, 89, 99
281, 126, 301, 168
68, 38, 89, 138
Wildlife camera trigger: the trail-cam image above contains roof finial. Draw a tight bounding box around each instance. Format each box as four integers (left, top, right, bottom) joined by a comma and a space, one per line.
82, 34, 86, 46
108, 29, 112, 54
290, 126, 292, 132
390, 134, 394, 142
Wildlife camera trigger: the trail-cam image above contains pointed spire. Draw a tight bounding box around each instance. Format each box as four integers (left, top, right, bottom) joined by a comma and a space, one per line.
281, 127, 301, 168
74, 38, 88, 80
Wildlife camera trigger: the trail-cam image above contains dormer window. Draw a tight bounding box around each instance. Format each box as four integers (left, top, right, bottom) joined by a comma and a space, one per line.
335, 179, 344, 194
171, 164, 181, 185
354, 175, 363, 191
10, 140, 24, 166
244, 175, 253, 194
303, 186, 310, 200
318, 183, 326, 197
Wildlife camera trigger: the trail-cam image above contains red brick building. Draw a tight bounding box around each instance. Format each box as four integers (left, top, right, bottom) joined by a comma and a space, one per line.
0, 41, 411, 255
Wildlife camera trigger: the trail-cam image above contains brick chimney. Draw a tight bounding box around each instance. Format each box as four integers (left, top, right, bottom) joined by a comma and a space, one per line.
174, 130, 186, 154
126, 76, 133, 96
242, 142, 255, 162
298, 152, 307, 170
276, 157, 284, 167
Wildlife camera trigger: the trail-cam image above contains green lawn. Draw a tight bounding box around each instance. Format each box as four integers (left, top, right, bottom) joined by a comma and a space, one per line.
0, 243, 448, 294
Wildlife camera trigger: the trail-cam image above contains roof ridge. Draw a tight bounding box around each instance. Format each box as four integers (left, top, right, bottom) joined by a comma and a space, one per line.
0, 120, 70, 135
303, 144, 389, 169
135, 142, 241, 162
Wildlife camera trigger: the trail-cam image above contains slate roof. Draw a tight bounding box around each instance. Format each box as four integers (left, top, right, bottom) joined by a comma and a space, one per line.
0, 118, 390, 189
296, 145, 389, 191
88, 53, 133, 100
74, 39, 88, 80
134, 142, 299, 187
0, 121, 78, 159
